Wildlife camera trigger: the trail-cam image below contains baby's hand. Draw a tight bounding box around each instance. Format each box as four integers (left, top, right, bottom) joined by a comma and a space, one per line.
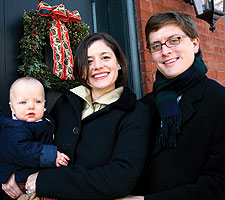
56, 151, 70, 167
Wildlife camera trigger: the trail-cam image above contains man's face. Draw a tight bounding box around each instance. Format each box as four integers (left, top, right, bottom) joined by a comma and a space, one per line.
149, 24, 199, 79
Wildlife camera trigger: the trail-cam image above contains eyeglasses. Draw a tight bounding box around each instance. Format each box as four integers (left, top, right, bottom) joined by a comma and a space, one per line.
148, 35, 188, 53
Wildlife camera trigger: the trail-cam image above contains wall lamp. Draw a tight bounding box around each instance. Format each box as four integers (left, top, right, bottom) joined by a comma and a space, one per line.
184, 0, 225, 32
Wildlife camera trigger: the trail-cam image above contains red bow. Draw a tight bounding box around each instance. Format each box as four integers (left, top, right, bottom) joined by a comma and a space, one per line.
37, 1, 82, 80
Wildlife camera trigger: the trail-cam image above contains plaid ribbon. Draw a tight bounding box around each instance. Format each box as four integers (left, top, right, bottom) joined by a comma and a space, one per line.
18, 183, 27, 193
18, 183, 56, 200
37, 1, 82, 80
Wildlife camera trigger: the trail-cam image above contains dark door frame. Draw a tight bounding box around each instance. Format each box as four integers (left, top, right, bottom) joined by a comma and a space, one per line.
92, 0, 143, 98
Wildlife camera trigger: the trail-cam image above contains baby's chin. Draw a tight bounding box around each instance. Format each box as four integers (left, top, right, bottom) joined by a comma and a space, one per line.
24, 117, 40, 122
25, 119, 36, 122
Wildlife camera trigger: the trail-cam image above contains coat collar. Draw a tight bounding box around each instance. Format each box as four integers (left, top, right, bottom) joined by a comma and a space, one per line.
110, 86, 137, 111
65, 86, 137, 119
150, 76, 208, 157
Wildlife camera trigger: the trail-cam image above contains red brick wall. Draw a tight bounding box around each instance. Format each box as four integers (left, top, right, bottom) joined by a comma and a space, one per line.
135, 0, 225, 94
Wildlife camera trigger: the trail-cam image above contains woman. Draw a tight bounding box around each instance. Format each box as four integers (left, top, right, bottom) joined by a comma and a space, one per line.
2, 33, 151, 199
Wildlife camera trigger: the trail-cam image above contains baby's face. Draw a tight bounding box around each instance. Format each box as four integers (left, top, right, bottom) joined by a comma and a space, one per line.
10, 82, 45, 122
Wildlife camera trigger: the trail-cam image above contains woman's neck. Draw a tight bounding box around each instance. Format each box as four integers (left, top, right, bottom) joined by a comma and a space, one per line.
91, 87, 115, 101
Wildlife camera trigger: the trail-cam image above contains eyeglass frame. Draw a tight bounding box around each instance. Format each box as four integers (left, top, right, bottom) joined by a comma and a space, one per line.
147, 34, 188, 53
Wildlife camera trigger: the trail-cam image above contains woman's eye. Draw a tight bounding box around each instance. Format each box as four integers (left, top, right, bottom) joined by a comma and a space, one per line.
103, 56, 110, 60
88, 60, 93, 65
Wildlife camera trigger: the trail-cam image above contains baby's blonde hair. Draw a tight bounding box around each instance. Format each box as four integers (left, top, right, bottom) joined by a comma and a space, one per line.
9, 77, 45, 102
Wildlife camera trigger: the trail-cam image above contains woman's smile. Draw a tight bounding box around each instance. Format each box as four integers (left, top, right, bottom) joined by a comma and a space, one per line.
92, 72, 109, 79
87, 40, 120, 100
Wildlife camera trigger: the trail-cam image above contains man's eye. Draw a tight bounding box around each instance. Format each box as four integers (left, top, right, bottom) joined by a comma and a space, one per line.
169, 38, 179, 44
151, 44, 161, 50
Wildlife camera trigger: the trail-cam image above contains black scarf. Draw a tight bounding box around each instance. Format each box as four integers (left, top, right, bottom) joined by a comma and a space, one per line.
153, 55, 208, 147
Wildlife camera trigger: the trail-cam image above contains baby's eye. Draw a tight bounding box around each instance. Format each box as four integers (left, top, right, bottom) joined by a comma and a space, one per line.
35, 100, 41, 104
20, 101, 26, 105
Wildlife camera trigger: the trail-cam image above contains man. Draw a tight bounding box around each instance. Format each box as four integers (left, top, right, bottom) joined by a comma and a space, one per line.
118, 11, 225, 200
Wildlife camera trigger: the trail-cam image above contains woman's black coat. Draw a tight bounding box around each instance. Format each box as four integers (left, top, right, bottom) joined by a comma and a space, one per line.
136, 76, 225, 200
36, 87, 151, 199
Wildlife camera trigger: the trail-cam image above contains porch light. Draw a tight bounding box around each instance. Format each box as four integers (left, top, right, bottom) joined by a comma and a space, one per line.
184, 0, 225, 32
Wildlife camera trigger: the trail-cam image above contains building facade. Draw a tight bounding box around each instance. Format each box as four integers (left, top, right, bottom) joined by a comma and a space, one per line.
0, 0, 224, 198
135, 0, 225, 94
0, 0, 224, 114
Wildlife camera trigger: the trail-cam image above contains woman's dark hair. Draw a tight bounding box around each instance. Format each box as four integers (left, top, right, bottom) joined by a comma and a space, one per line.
145, 11, 202, 56
74, 32, 128, 88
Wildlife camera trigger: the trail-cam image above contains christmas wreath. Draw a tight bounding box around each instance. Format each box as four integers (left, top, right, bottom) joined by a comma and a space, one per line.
18, 1, 89, 93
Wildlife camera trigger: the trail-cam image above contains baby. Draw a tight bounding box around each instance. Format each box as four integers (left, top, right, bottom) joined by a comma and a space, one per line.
0, 77, 69, 199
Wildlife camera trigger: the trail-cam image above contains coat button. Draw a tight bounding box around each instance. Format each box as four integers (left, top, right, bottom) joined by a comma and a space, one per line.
73, 127, 79, 134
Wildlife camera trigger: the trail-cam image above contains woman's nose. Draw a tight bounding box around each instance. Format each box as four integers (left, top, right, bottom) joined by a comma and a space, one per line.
93, 59, 103, 69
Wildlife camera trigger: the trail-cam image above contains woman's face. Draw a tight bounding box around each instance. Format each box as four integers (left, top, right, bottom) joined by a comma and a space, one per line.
149, 24, 199, 79
85, 40, 120, 100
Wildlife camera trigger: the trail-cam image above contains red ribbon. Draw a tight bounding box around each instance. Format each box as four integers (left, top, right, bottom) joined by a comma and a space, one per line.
37, 1, 82, 80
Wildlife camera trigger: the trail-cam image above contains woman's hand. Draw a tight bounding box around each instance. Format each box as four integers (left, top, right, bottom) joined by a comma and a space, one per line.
25, 172, 39, 193
116, 196, 144, 200
2, 173, 23, 199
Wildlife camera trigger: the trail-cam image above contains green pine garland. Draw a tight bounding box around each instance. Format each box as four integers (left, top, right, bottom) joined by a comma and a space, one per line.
18, 10, 89, 93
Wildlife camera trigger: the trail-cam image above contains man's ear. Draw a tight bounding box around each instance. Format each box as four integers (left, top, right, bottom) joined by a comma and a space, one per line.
193, 37, 200, 54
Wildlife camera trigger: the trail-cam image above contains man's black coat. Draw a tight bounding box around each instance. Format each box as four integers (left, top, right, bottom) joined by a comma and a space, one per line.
136, 76, 225, 200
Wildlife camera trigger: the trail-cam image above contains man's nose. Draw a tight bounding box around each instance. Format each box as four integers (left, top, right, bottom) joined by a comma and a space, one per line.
161, 44, 172, 55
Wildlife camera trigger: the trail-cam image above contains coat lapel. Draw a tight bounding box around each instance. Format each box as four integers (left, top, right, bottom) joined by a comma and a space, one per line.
66, 93, 83, 119
180, 77, 207, 125
150, 145, 163, 158
66, 92, 113, 122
